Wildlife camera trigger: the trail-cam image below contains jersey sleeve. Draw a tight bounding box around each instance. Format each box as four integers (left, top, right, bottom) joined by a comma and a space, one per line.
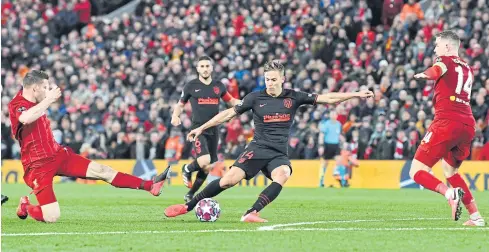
233, 92, 255, 115
295, 91, 318, 106
179, 84, 191, 105
219, 82, 233, 102
8, 100, 30, 139
433, 56, 449, 76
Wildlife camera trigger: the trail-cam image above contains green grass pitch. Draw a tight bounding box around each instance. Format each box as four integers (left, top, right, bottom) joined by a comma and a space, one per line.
2, 184, 488, 251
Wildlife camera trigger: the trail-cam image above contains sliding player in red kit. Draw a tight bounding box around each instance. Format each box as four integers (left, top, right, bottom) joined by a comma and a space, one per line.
411, 30, 484, 226
8, 70, 170, 223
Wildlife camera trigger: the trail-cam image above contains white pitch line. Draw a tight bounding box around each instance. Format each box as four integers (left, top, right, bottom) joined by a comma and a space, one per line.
257, 217, 447, 231
279, 227, 489, 231
2, 226, 488, 237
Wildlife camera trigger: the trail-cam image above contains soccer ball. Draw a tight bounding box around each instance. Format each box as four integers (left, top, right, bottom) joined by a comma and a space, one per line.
195, 198, 221, 222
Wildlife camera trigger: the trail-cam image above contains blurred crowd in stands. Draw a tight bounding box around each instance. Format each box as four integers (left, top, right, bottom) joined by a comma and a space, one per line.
2, 0, 489, 161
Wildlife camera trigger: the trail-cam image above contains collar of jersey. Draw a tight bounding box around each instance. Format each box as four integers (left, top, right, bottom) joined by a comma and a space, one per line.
263, 89, 286, 98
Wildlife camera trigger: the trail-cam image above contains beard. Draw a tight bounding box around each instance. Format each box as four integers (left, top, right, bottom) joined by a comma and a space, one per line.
200, 73, 210, 80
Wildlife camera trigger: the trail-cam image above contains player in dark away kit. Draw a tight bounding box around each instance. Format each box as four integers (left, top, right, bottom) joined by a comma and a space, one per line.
165, 60, 373, 222
171, 56, 239, 202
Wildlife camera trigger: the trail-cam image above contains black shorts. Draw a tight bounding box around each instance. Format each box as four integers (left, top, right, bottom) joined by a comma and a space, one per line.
194, 133, 218, 163
323, 143, 340, 159
231, 143, 291, 180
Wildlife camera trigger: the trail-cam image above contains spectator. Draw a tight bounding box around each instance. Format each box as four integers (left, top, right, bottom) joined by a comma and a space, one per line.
393, 130, 409, 160
382, 0, 404, 28
73, 0, 91, 33
377, 129, 396, 160
399, 0, 424, 23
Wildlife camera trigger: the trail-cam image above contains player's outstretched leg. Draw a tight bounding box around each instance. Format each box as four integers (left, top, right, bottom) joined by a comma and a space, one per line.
183, 155, 211, 202
85, 162, 171, 196
17, 184, 61, 223
442, 160, 485, 226
165, 167, 245, 218
409, 159, 464, 221
241, 165, 291, 223
185, 169, 208, 202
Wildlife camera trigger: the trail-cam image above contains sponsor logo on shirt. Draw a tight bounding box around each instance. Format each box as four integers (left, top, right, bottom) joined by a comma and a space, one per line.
263, 113, 291, 123
198, 97, 219, 105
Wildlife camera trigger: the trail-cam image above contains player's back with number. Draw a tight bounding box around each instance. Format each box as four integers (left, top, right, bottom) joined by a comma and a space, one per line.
433, 55, 475, 127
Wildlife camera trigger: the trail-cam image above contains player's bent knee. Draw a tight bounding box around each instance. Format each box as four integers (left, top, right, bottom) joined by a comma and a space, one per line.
197, 155, 211, 170
271, 166, 291, 186
441, 159, 458, 177
41, 202, 60, 223
219, 167, 245, 188
86, 162, 117, 182
409, 159, 430, 179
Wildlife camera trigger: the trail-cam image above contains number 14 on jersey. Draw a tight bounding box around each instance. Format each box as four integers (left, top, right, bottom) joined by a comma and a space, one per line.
454, 65, 472, 100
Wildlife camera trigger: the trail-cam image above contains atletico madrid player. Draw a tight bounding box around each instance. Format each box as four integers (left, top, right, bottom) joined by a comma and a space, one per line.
8, 70, 170, 223
165, 60, 373, 222
171, 56, 239, 202
411, 30, 485, 226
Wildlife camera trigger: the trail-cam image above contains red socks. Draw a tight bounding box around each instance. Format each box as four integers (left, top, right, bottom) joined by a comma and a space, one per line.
111, 172, 153, 191
27, 205, 44, 222
413, 170, 447, 195
447, 173, 477, 214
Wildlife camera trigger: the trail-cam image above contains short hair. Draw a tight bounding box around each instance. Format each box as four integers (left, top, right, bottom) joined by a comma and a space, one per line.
435, 30, 460, 45
197, 55, 213, 63
264, 60, 285, 76
23, 70, 49, 87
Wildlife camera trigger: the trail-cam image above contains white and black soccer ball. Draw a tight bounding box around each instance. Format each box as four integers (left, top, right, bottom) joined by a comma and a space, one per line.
195, 198, 221, 222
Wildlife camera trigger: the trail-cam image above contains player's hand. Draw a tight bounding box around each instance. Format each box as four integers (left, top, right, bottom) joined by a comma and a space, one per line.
171, 116, 181, 126
187, 127, 203, 142
414, 73, 428, 79
45, 86, 61, 103
357, 90, 374, 98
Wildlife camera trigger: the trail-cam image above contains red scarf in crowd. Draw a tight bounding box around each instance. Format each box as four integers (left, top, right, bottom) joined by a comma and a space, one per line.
394, 137, 406, 159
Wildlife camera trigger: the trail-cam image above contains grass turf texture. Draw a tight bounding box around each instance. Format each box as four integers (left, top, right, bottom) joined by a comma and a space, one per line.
2, 184, 488, 251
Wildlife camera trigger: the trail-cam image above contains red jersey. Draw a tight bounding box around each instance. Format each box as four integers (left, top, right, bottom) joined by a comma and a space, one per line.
8, 90, 61, 170
431, 56, 475, 127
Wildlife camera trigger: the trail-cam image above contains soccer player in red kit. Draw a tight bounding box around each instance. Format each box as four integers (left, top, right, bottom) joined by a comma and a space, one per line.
8, 70, 171, 223
412, 30, 485, 226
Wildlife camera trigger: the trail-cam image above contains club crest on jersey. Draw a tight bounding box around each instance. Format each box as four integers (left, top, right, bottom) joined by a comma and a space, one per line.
213, 86, 220, 95
283, 98, 292, 108
435, 57, 442, 63
17, 107, 26, 112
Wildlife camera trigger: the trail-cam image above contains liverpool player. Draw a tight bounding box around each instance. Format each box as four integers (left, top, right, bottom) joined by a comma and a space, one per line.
411, 30, 485, 226
171, 56, 239, 202
165, 60, 373, 222
8, 70, 170, 223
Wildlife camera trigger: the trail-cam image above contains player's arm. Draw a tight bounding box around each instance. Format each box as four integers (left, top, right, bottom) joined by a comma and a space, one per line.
187, 108, 237, 141
414, 58, 448, 80
202, 108, 236, 130
316, 91, 373, 104
188, 93, 254, 141
172, 85, 191, 126
226, 98, 241, 107
171, 102, 185, 121
18, 87, 61, 125
219, 83, 241, 107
